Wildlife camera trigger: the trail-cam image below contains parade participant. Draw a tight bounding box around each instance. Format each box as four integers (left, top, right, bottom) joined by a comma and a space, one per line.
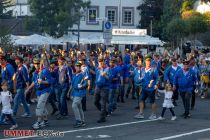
108, 58, 118, 116
78, 58, 89, 111
94, 56, 110, 123
87, 52, 96, 95
173, 59, 197, 119
124, 48, 131, 65
126, 57, 138, 99
134, 55, 158, 120
68, 61, 87, 128
189, 57, 199, 109
56, 56, 70, 119
199, 59, 209, 99
164, 58, 181, 106
133, 57, 143, 113
0, 55, 15, 92
13, 56, 31, 118
49, 59, 59, 115
25, 58, 52, 129
158, 83, 176, 121
151, 53, 161, 72
117, 56, 129, 103
0, 81, 18, 130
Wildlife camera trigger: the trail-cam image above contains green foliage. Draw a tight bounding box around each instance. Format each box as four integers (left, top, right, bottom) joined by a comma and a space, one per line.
26, 0, 90, 37
159, 0, 183, 40
0, 0, 13, 19
166, 18, 189, 41
137, 0, 164, 37
203, 12, 210, 24
181, 10, 202, 19
180, 0, 196, 13
185, 15, 208, 35
0, 25, 13, 51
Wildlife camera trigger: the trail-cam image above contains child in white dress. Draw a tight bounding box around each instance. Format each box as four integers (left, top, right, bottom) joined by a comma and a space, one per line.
158, 83, 177, 121
0, 81, 18, 129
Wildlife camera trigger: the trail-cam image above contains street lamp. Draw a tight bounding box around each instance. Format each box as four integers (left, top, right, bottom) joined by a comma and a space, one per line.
77, 7, 86, 50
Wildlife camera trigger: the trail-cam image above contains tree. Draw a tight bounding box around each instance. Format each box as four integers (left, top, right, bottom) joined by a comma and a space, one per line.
203, 12, 210, 24
159, 0, 183, 40
166, 18, 189, 41
137, 0, 164, 37
0, 0, 13, 19
0, 0, 13, 51
185, 15, 208, 46
26, 0, 90, 37
181, 10, 202, 19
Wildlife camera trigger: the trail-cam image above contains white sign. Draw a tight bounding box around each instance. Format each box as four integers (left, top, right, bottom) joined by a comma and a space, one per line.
112, 29, 147, 36
104, 38, 111, 46
103, 32, 112, 39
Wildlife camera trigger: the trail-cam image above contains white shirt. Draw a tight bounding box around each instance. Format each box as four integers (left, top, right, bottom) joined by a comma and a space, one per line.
0, 91, 13, 114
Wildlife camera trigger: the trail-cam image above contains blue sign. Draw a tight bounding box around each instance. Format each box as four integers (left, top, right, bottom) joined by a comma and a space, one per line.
104, 21, 112, 30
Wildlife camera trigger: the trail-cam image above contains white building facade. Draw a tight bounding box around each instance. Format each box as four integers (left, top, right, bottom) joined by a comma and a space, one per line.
71, 0, 142, 35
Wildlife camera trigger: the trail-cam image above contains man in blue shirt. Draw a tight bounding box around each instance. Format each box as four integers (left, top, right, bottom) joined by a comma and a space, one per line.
13, 56, 31, 118
108, 58, 118, 116
69, 61, 88, 128
56, 56, 70, 119
25, 58, 52, 129
173, 59, 197, 119
164, 58, 181, 106
94, 56, 110, 123
0, 55, 15, 92
134, 55, 158, 120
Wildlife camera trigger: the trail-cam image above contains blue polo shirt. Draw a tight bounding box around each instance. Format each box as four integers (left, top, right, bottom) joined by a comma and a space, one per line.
32, 68, 51, 96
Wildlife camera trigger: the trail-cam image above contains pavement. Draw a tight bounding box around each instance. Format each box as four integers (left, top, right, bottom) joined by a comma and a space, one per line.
0, 89, 210, 140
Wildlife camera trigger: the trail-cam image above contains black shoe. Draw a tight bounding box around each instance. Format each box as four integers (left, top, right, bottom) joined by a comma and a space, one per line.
132, 96, 136, 100
121, 99, 125, 103
126, 94, 129, 98
191, 106, 194, 110
135, 106, 139, 109
51, 108, 58, 115
173, 101, 178, 106
97, 119, 106, 123
56, 114, 64, 120
181, 113, 186, 117
81, 121, 86, 127
73, 121, 82, 128
184, 114, 191, 119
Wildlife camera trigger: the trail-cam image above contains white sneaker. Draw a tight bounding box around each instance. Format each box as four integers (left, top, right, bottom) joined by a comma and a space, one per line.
10, 124, 18, 130
40, 121, 49, 127
158, 116, 165, 120
32, 122, 41, 130
149, 114, 157, 120
21, 113, 32, 118
171, 116, 177, 121
134, 113, 144, 119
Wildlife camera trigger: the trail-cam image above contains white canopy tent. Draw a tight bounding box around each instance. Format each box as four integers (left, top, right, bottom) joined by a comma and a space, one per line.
83, 33, 164, 46
14, 34, 62, 46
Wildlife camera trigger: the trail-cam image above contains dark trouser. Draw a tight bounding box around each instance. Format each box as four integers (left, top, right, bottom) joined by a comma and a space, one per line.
127, 78, 135, 97
82, 96, 86, 111
172, 88, 179, 102
94, 87, 109, 120
58, 87, 68, 116
135, 85, 142, 105
191, 86, 196, 108
48, 87, 58, 110
161, 107, 175, 117
0, 114, 16, 125
180, 91, 192, 115
108, 88, 118, 113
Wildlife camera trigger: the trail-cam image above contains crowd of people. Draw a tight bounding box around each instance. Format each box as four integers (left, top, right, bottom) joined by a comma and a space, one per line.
0, 46, 209, 130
